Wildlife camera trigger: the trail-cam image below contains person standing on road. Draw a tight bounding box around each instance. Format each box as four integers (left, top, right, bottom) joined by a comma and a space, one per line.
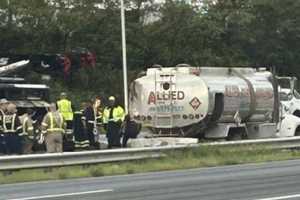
93, 96, 103, 125
103, 96, 125, 148
83, 100, 96, 149
92, 96, 102, 148
0, 99, 9, 154
57, 92, 73, 135
19, 108, 34, 154
73, 102, 90, 149
121, 114, 141, 147
41, 103, 66, 153
3, 103, 22, 154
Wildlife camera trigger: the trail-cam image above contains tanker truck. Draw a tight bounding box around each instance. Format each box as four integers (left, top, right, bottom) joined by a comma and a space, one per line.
129, 64, 300, 139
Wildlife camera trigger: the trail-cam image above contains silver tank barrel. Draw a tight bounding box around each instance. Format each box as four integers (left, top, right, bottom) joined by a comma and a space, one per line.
129, 66, 276, 136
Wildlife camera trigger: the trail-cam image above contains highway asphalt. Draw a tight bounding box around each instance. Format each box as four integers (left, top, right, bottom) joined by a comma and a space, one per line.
1, 159, 300, 200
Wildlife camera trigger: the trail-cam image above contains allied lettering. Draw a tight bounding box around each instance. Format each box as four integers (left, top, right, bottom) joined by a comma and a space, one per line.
148, 91, 185, 104
171, 91, 177, 100
178, 91, 185, 100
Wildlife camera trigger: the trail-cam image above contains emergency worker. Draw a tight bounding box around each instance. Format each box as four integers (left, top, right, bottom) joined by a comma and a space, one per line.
3, 103, 22, 154
83, 100, 96, 148
73, 102, 90, 149
121, 114, 141, 147
103, 96, 125, 148
0, 99, 9, 154
41, 103, 66, 153
19, 109, 34, 154
92, 96, 102, 147
57, 92, 73, 135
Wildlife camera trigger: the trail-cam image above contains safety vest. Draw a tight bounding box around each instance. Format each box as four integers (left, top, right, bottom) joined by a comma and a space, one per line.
19, 115, 34, 139
3, 113, 22, 134
103, 106, 125, 124
42, 112, 65, 134
57, 99, 73, 121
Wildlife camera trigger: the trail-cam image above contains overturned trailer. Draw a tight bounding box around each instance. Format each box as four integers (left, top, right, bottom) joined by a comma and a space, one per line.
129, 65, 300, 139
0, 60, 50, 119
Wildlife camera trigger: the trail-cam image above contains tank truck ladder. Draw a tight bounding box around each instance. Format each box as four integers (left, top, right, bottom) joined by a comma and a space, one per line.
168, 69, 176, 135
154, 69, 176, 135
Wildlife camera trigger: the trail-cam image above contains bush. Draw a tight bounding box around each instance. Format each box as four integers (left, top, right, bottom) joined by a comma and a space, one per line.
90, 168, 104, 177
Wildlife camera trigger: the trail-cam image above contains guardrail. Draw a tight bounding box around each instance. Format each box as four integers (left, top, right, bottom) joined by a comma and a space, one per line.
202, 136, 300, 149
1, 136, 300, 171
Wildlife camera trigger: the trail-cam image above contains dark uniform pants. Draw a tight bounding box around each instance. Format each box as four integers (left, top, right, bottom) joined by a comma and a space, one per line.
0, 134, 5, 154
107, 121, 121, 148
65, 120, 72, 130
86, 124, 95, 148
122, 134, 137, 148
4, 134, 21, 154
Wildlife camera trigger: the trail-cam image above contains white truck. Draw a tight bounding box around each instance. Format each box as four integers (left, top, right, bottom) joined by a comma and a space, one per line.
129, 65, 300, 139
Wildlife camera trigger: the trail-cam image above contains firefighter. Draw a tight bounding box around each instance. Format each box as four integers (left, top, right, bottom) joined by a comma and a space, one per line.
73, 102, 90, 149
57, 92, 73, 135
103, 96, 125, 148
0, 99, 9, 154
3, 103, 22, 154
83, 100, 96, 149
41, 103, 66, 153
19, 108, 34, 154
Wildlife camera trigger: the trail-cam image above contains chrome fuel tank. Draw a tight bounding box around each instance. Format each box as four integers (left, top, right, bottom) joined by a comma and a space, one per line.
200, 67, 274, 123
129, 66, 275, 135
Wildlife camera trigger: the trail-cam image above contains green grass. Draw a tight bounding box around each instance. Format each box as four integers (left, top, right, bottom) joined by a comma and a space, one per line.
1, 145, 300, 184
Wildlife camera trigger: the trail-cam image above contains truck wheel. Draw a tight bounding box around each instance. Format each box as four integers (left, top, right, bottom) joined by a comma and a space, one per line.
227, 127, 246, 141
295, 126, 300, 136
227, 133, 242, 141
293, 110, 300, 118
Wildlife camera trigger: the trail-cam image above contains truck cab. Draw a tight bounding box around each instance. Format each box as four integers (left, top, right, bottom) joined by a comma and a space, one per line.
278, 77, 300, 117
277, 76, 300, 137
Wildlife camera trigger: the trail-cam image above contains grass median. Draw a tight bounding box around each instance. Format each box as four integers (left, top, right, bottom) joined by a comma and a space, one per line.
1, 145, 300, 184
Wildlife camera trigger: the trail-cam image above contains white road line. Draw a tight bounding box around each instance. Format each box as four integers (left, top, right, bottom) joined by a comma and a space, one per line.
7, 189, 113, 200
255, 194, 300, 200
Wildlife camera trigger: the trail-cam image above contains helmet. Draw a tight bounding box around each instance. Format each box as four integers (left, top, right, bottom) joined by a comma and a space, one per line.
0, 98, 8, 104
60, 92, 67, 97
108, 96, 115, 101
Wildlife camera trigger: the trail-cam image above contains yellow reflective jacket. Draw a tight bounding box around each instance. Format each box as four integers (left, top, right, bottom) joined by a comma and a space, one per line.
103, 106, 125, 124
57, 99, 73, 121
19, 114, 34, 139
42, 112, 66, 134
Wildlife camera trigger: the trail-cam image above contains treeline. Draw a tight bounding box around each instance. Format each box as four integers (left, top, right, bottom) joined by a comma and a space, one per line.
1, 0, 300, 106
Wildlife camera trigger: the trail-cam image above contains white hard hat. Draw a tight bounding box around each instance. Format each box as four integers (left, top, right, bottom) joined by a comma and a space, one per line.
60, 92, 67, 97
0, 98, 8, 104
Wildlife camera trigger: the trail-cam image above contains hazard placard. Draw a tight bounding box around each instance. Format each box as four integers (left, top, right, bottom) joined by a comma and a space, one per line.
189, 97, 201, 110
